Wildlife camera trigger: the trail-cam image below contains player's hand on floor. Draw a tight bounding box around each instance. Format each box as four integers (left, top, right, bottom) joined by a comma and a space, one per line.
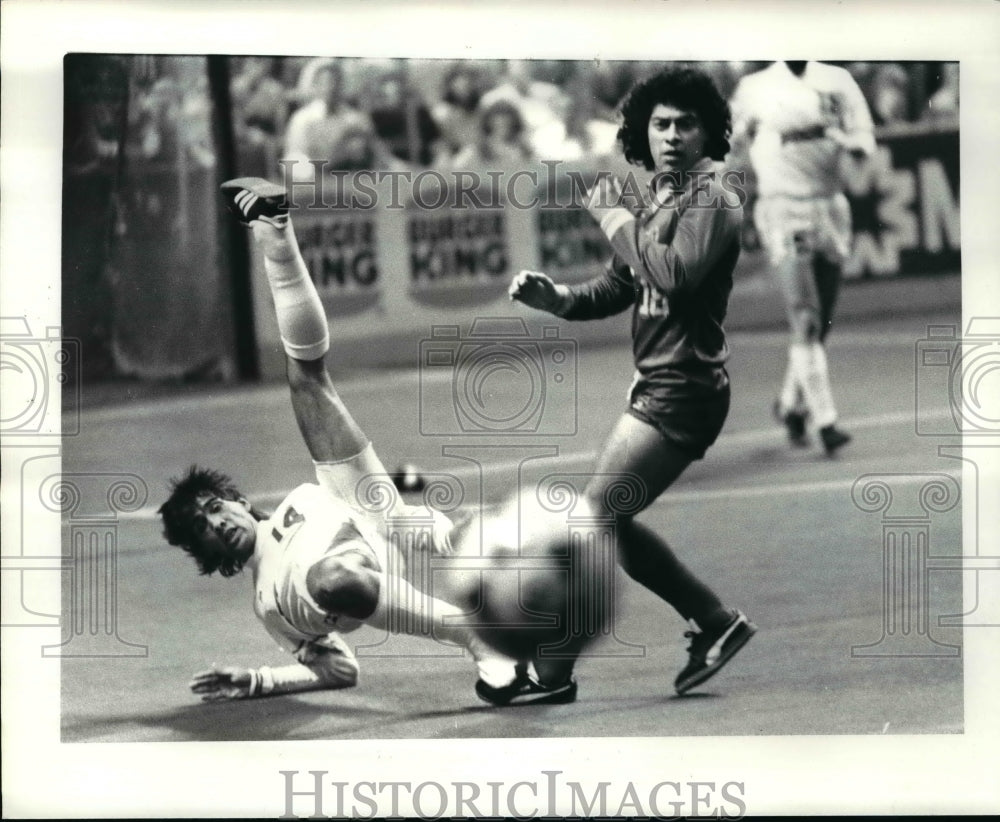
509, 270, 568, 314
189, 665, 253, 701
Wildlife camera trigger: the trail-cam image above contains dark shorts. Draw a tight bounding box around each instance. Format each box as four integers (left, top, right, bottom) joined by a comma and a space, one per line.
626, 374, 731, 461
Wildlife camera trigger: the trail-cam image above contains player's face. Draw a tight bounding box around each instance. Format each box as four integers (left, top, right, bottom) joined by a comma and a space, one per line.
647, 103, 708, 174
193, 494, 257, 563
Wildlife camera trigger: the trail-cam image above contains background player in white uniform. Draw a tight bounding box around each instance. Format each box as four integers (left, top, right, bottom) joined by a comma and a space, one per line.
730, 61, 875, 453
160, 179, 517, 703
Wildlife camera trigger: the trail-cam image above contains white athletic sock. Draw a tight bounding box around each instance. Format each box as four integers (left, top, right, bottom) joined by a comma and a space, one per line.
790, 342, 837, 428
368, 574, 519, 687
251, 218, 329, 361
779, 355, 799, 414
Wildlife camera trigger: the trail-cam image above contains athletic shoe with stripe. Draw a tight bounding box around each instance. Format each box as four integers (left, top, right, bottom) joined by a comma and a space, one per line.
220, 177, 288, 225
674, 610, 756, 695
476, 663, 578, 706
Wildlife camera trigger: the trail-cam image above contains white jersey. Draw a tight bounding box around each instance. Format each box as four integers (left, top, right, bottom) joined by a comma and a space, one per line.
247, 444, 454, 656
731, 62, 875, 198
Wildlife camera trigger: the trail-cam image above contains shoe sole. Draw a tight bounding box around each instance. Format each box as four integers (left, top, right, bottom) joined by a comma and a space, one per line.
476, 682, 577, 707
221, 177, 287, 199
675, 621, 757, 695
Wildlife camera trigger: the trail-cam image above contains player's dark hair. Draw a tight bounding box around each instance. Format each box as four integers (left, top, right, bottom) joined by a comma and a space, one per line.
617, 65, 732, 168
158, 466, 264, 578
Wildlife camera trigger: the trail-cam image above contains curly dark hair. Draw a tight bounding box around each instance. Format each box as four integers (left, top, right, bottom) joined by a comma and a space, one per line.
617, 66, 732, 169
159, 466, 263, 578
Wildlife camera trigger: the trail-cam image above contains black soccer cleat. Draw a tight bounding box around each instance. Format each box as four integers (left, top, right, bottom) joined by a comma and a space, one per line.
820, 424, 851, 456
476, 665, 578, 707
773, 400, 809, 448
220, 177, 289, 225
674, 610, 756, 695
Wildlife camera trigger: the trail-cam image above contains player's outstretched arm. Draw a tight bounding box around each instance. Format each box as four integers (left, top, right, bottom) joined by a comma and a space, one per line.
188, 636, 360, 701
508, 270, 573, 316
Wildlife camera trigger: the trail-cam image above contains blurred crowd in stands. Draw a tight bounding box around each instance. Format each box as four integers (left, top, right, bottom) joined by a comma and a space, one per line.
60, 56, 960, 384
96, 57, 959, 178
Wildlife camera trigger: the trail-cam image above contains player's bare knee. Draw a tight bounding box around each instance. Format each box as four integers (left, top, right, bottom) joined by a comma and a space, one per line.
306, 556, 380, 621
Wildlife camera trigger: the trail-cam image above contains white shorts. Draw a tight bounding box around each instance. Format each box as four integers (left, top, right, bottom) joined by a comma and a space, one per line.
754, 193, 852, 266
314, 443, 455, 556
314, 442, 392, 509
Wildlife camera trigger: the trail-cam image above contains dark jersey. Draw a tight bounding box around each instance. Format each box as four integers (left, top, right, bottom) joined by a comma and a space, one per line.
561, 158, 743, 391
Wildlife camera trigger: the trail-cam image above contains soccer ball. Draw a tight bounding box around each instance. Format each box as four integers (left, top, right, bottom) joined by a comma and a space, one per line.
451, 490, 614, 662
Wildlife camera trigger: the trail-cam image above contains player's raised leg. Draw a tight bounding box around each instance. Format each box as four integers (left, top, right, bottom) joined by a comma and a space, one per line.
221, 177, 519, 695
222, 177, 369, 463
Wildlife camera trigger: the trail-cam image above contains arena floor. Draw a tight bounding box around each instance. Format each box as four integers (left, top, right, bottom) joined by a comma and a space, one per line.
60, 309, 968, 742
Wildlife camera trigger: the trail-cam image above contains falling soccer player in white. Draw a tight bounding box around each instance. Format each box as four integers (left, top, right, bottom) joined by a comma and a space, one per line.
159, 178, 517, 704
730, 60, 875, 454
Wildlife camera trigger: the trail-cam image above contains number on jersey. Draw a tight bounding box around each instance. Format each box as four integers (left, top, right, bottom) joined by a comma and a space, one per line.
638, 283, 669, 318
272, 505, 306, 543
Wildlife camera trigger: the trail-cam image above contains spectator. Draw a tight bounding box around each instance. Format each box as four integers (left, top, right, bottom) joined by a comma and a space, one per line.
452, 99, 534, 168
128, 57, 213, 167
478, 60, 569, 159
231, 56, 288, 177
870, 63, 911, 126
925, 62, 959, 121
282, 58, 381, 179
432, 63, 483, 159
367, 69, 444, 166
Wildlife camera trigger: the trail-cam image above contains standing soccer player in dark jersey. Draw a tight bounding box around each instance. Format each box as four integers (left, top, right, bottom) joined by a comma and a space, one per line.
508, 66, 756, 697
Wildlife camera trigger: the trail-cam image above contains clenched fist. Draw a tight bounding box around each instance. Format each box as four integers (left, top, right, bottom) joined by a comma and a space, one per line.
508, 270, 571, 316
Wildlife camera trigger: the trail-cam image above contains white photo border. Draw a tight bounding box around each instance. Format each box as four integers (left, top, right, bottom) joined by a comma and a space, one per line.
2, 0, 998, 817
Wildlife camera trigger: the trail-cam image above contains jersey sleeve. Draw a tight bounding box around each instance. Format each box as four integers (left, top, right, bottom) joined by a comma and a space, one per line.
837, 70, 876, 156
256, 631, 360, 696
560, 254, 638, 320
605, 197, 742, 297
